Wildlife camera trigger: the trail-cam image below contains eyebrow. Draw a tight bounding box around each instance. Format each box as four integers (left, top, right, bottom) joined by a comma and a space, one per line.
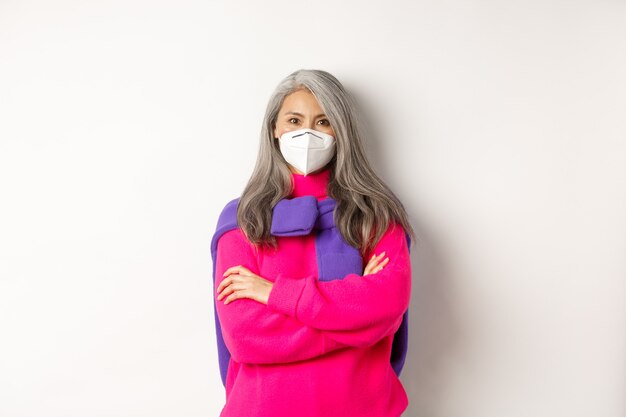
285, 111, 327, 118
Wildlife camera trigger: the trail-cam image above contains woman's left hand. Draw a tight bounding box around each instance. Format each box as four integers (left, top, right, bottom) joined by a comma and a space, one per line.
217, 265, 274, 305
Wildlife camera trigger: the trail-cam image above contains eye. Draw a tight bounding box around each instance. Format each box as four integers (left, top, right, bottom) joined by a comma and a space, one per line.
288, 117, 299, 124
317, 119, 330, 126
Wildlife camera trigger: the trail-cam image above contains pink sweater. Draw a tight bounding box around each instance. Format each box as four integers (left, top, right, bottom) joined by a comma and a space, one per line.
214, 167, 411, 417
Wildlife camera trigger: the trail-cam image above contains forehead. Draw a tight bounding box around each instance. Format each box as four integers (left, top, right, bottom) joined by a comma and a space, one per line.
280, 89, 324, 113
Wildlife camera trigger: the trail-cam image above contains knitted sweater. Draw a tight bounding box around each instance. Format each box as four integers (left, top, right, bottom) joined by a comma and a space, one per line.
214, 167, 411, 417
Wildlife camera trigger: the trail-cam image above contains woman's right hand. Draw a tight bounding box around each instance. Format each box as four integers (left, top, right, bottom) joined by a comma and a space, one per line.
363, 251, 389, 275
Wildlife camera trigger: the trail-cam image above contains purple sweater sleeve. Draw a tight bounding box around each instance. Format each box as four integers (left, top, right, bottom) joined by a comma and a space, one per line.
215, 229, 351, 364
266, 221, 412, 348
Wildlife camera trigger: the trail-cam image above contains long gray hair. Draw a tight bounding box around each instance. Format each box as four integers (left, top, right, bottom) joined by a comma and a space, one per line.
237, 69, 416, 256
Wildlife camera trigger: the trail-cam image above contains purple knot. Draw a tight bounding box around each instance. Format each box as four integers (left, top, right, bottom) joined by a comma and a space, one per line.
270, 196, 337, 236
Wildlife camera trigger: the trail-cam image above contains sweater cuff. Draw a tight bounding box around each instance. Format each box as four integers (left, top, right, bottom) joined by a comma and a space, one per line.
267, 274, 306, 319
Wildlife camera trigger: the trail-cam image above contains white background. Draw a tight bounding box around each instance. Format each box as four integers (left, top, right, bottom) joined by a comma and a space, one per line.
1, 1, 624, 416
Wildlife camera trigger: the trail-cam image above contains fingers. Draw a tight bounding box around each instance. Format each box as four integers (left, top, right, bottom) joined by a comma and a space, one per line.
222, 289, 239, 304
374, 256, 389, 272
216, 274, 233, 293
218, 265, 257, 295
217, 273, 242, 296
216, 276, 243, 304
363, 251, 390, 275
216, 272, 257, 305
366, 251, 387, 268
223, 294, 236, 304
216, 283, 235, 301
368, 251, 386, 263
222, 264, 253, 278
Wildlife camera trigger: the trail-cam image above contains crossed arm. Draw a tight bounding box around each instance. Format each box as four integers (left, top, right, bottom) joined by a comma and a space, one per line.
214, 221, 411, 364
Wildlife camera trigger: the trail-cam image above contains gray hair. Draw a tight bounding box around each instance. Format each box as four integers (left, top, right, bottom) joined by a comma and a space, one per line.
237, 68, 416, 256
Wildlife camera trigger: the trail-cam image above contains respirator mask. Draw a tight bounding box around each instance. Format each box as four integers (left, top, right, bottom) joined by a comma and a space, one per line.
278, 128, 336, 176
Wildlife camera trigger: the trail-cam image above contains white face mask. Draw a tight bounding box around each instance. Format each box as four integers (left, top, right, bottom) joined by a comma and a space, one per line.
278, 128, 336, 176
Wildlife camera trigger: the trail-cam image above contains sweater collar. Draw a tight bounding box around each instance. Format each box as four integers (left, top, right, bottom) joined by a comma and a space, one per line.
290, 167, 331, 199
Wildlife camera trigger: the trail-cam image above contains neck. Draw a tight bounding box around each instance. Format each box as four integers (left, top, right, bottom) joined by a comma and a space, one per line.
290, 167, 331, 200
